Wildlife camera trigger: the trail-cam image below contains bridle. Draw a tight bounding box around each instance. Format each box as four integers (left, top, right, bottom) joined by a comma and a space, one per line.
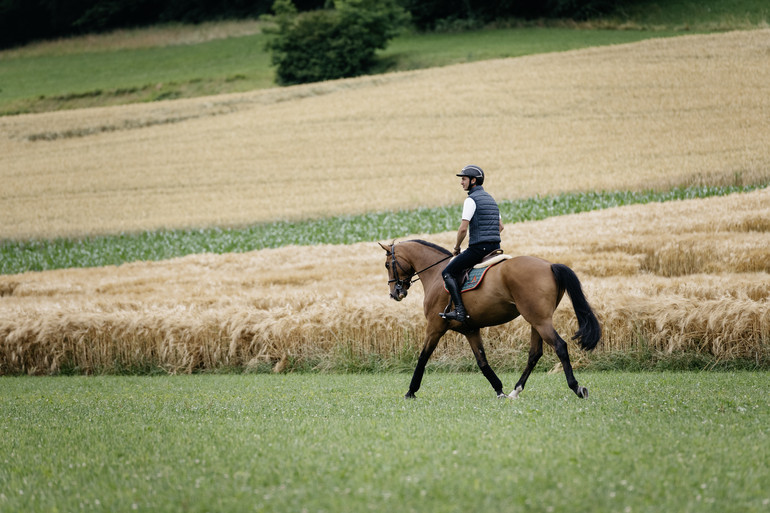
387, 243, 452, 298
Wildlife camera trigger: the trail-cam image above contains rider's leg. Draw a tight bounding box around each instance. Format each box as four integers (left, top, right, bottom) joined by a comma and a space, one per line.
441, 271, 468, 322
439, 243, 499, 323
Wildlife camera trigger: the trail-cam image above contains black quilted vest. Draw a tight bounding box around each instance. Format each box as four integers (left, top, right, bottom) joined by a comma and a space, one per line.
467, 186, 501, 245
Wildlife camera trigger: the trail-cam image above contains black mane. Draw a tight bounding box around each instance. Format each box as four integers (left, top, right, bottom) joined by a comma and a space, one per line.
404, 239, 452, 257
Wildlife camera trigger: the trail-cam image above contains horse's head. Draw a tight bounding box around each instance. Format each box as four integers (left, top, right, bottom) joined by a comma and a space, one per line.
379, 242, 414, 301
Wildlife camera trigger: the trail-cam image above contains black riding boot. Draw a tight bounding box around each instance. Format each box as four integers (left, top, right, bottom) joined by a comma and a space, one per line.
440, 274, 468, 323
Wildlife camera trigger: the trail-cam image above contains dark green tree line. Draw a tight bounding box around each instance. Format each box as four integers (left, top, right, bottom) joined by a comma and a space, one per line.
0, 0, 324, 49
1, 0, 635, 50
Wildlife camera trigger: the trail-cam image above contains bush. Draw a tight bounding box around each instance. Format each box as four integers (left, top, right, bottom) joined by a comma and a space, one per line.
265, 0, 409, 85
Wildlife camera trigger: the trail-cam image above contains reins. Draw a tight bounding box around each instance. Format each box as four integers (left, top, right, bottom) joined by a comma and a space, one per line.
388, 243, 452, 288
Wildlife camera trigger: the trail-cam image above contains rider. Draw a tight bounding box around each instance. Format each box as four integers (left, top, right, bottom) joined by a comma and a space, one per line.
440, 165, 504, 323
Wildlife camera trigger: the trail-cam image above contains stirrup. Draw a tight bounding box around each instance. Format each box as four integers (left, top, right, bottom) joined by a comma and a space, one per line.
439, 309, 469, 323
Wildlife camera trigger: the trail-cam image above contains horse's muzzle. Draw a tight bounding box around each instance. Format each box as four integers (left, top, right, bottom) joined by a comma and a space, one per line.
391, 288, 407, 301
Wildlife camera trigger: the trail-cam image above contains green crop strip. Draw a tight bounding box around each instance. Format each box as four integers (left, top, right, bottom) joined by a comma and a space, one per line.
1, 184, 766, 275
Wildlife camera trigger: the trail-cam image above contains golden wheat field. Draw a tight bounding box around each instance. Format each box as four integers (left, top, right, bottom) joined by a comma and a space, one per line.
1, 30, 769, 374
1, 188, 768, 374
1, 30, 769, 240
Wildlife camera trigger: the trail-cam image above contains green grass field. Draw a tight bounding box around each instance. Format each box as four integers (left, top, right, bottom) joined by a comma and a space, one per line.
375, 27, 682, 72
0, 35, 275, 114
617, 0, 770, 29
1, 372, 767, 512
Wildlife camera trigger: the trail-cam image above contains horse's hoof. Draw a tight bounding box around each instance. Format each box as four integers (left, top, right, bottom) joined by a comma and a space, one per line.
496, 392, 508, 399
405, 392, 416, 399
577, 386, 588, 399
509, 386, 523, 399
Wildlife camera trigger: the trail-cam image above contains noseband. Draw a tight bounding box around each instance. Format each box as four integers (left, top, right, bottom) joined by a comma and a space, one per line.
388, 243, 452, 297
388, 244, 415, 297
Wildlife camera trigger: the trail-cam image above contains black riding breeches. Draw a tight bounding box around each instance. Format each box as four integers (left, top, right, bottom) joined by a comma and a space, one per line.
442, 242, 501, 281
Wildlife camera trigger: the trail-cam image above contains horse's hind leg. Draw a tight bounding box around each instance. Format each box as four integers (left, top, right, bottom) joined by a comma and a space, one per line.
532, 322, 587, 399
465, 330, 506, 398
547, 327, 588, 399
510, 326, 543, 399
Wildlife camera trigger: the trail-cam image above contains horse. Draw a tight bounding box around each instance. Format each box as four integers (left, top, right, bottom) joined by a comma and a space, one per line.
380, 240, 601, 399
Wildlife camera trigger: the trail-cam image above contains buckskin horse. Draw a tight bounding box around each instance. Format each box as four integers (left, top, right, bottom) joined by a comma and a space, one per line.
380, 240, 601, 399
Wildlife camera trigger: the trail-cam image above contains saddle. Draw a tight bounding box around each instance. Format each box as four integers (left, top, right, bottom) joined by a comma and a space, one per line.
445, 249, 513, 293
441, 249, 512, 319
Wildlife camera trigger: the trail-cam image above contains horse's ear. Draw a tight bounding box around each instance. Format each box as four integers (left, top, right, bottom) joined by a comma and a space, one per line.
378, 242, 391, 254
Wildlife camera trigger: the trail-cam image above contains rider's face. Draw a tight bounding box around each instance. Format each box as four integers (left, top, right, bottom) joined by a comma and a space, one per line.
460, 176, 473, 191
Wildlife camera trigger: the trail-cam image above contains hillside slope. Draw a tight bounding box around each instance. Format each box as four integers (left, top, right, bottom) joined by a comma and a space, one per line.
1, 30, 768, 239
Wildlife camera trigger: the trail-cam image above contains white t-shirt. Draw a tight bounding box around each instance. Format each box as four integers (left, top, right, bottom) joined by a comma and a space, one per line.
461, 197, 477, 221
462, 197, 501, 222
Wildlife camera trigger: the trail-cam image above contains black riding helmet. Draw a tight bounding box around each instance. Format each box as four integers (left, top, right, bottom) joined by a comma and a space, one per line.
456, 165, 485, 186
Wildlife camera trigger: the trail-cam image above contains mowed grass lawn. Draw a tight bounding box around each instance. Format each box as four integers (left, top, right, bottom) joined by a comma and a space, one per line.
1, 372, 767, 512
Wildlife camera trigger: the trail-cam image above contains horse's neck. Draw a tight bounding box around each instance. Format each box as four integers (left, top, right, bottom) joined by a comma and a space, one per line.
403, 244, 447, 285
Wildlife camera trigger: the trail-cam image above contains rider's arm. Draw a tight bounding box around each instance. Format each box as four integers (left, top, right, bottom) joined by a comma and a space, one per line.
454, 220, 469, 255
455, 198, 475, 254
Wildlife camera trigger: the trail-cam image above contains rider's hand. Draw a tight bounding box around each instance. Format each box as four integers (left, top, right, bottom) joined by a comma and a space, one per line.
453, 247, 461, 256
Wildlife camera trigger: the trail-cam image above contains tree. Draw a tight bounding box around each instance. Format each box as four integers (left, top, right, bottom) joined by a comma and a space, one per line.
265, 0, 409, 85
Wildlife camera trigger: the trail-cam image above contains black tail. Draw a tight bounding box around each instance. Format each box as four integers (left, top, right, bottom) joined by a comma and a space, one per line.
551, 264, 601, 351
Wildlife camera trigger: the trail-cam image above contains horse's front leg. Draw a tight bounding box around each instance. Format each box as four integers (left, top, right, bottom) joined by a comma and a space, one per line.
406, 322, 446, 399
465, 329, 506, 398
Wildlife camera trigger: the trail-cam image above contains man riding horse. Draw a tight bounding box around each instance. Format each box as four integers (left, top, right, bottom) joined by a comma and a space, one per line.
381, 165, 600, 399
441, 165, 505, 324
